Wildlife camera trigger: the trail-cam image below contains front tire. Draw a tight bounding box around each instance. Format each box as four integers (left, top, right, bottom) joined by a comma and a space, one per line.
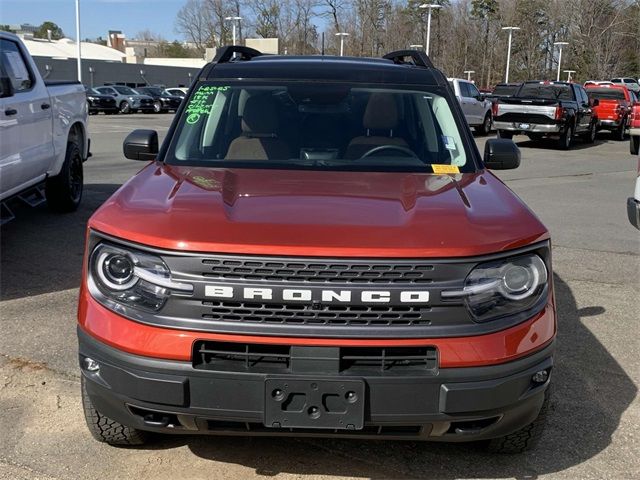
486, 388, 550, 454
45, 141, 83, 212
81, 376, 148, 446
153, 101, 162, 113
119, 101, 131, 114
497, 130, 513, 140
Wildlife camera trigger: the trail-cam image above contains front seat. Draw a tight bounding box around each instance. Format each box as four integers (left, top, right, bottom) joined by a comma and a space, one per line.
225, 95, 290, 160
345, 93, 409, 159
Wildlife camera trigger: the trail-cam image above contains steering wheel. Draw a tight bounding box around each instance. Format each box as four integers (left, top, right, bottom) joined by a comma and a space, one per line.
360, 145, 418, 159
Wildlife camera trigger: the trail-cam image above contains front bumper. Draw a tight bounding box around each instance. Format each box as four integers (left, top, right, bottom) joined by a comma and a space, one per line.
79, 327, 553, 441
493, 121, 561, 134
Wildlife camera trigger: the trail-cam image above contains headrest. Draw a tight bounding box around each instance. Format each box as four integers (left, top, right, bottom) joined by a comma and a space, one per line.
363, 93, 399, 130
242, 95, 278, 136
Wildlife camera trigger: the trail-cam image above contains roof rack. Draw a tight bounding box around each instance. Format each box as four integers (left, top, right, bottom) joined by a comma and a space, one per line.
213, 45, 263, 64
383, 50, 434, 68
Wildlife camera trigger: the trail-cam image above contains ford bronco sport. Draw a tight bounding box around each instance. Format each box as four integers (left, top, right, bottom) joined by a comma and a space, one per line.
78, 47, 555, 453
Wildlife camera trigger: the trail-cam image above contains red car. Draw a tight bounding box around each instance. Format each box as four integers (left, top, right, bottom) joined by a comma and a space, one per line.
585, 84, 632, 140
77, 47, 555, 453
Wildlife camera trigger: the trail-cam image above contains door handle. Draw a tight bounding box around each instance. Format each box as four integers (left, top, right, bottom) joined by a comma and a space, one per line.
41, 103, 51, 110
4, 108, 17, 116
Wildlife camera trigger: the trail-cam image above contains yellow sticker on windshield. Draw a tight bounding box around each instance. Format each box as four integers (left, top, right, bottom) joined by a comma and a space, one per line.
432, 164, 460, 174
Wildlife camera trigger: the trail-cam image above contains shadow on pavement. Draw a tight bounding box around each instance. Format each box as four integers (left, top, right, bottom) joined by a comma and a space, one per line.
0, 184, 119, 301
134, 274, 635, 479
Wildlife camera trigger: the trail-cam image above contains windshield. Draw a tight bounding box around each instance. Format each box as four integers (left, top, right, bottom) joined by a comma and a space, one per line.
114, 86, 138, 95
587, 88, 626, 100
166, 82, 474, 173
493, 84, 519, 96
140, 87, 163, 96
516, 83, 574, 101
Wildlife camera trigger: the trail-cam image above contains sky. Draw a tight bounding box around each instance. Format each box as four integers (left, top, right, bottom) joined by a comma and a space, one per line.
0, 0, 186, 41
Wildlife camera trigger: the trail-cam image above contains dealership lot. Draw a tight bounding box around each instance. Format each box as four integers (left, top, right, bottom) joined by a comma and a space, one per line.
1, 114, 638, 479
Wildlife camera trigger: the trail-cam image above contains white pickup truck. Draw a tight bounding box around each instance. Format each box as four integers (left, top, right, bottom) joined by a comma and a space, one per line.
1, 31, 89, 223
447, 77, 493, 135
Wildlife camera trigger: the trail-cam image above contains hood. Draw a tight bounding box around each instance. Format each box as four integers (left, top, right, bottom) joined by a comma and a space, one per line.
90, 164, 548, 257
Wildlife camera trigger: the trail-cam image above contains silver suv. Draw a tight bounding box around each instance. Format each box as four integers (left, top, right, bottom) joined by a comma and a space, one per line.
94, 85, 155, 114
611, 77, 640, 94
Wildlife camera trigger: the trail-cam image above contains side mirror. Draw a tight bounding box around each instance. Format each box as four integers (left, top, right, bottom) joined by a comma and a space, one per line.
123, 129, 158, 161
483, 138, 520, 170
591, 98, 600, 107
0, 77, 14, 98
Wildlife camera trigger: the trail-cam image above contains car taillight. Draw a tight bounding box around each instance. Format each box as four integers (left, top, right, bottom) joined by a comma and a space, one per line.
555, 106, 565, 121
492, 101, 499, 117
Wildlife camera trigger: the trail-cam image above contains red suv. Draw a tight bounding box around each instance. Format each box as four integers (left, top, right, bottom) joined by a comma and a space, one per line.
585, 84, 632, 140
78, 47, 555, 453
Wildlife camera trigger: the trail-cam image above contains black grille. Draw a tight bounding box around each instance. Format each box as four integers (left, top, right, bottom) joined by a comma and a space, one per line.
200, 258, 435, 284
193, 341, 438, 374
341, 346, 437, 372
201, 300, 430, 326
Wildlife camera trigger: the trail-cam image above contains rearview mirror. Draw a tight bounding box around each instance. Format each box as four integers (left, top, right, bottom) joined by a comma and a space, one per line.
123, 129, 158, 161
483, 138, 520, 170
0, 77, 14, 98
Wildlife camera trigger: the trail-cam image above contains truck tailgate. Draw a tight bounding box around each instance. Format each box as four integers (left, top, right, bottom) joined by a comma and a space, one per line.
496, 102, 557, 120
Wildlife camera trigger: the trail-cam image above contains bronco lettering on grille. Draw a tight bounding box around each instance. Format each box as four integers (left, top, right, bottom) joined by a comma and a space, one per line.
204, 285, 430, 304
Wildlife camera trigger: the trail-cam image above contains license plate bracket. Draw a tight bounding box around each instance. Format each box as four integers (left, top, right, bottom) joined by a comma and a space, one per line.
264, 378, 365, 430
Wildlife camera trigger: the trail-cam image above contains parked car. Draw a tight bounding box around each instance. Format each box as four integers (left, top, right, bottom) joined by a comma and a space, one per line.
629, 93, 640, 155
493, 81, 598, 149
78, 46, 555, 454
584, 80, 614, 87
136, 86, 183, 113
0, 32, 89, 223
611, 77, 640, 94
585, 84, 632, 141
164, 87, 188, 98
447, 77, 493, 135
94, 85, 154, 114
85, 86, 118, 115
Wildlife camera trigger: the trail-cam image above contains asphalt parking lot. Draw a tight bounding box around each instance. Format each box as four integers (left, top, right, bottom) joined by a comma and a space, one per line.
1, 113, 638, 480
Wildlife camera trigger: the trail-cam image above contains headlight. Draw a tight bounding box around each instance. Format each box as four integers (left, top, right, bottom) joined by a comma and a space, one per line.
442, 254, 548, 322
90, 243, 192, 312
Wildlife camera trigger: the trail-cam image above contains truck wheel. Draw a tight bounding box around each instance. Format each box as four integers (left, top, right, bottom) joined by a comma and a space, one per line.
615, 121, 626, 141
558, 125, 573, 150
45, 141, 83, 212
81, 376, 148, 446
631, 135, 640, 155
486, 388, 550, 454
584, 121, 597, 144
476, 113, 492, 136
119, 101, 131, 114
497, 130, 513, 140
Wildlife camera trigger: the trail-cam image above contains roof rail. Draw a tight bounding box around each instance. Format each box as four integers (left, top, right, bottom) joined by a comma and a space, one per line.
213, 45, 262, 64
383, 50, 434, 68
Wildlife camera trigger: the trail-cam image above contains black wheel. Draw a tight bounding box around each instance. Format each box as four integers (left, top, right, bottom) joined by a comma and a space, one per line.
584, 121, 597, 144
45, 141, 83, 212
119, 101, 131, 114
497, 130, 513, 140
476, 113, 492, 136
81, 377, 148, 446
614, 120, 627, 141
558, 125, 573, 150
631, 135, 640, 155
486, 388, 550, 454
153, 101, 162, 113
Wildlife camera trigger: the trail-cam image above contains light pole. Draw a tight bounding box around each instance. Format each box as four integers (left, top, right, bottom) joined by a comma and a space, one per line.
224, 16, 242, 45
419, 4, 442, 56
335, 32, 349, 56
75, 0, 82, 82
563, 70, 576, 82
463, 70, 475, 81
554, 41, 569, 82
501, 26, 519, 83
